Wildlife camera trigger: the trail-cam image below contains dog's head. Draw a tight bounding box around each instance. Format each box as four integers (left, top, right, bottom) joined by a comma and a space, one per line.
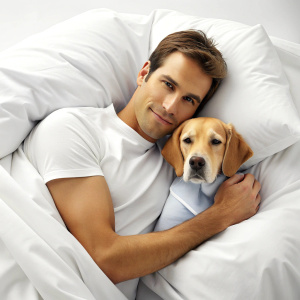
161, 117, 253, 183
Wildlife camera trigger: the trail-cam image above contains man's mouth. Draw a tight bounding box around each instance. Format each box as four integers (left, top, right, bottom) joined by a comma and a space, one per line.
150, 108, 173, 125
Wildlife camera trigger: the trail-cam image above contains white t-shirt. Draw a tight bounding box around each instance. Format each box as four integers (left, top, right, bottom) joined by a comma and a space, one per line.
24, 104, 174, 299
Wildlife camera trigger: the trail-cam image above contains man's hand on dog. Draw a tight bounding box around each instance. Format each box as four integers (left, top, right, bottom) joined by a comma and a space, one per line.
214, 173, 261, 227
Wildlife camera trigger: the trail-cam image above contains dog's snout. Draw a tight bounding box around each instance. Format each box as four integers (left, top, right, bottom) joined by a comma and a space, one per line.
189, 156, 205, 171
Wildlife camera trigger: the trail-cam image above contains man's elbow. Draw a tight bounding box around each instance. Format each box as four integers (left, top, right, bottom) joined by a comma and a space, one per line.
94, 251, 126, 284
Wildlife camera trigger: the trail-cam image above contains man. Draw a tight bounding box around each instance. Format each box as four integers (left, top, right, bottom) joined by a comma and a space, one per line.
24, 30, 261, 299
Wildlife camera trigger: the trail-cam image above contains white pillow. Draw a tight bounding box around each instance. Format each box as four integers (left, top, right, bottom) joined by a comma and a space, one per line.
0, 9, 152, 158
1, 8, 300, 168
271, 37, 300, 114
149, 10, 300, 169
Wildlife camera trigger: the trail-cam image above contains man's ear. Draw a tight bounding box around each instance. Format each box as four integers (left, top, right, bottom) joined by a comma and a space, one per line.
222, 124, 253, 177
161, 122, 186, 177
137, 61, 150, 86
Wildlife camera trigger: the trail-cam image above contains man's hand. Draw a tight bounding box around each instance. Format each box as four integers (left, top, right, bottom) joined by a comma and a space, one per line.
213, 173, 261, 227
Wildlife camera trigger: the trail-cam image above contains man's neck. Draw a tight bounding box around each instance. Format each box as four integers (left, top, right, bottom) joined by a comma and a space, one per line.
117, 99, 136, 130
117, 99, 157, 143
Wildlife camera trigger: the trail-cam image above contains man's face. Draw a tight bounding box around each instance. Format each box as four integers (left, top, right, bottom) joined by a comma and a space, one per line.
134, 52, 213, 142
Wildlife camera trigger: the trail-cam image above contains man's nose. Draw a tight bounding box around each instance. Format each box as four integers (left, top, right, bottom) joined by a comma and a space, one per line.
162, 95, 179, 115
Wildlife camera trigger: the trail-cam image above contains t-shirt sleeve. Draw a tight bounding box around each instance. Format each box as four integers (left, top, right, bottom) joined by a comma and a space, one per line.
24, 109, 103, 183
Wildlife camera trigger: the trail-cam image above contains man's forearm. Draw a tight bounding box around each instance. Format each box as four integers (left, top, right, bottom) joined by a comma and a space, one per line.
95, 173, 260, 284
94, 205, 227, 284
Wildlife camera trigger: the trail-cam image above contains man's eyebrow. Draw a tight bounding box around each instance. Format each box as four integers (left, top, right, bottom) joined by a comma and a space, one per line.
162, 75, 202, 103
163, 75, 179, 87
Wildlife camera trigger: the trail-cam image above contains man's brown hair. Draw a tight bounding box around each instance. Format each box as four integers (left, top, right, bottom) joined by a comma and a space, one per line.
147, 30, 227, 112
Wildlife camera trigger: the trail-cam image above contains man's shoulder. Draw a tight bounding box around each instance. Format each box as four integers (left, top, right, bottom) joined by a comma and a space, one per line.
25, 106, 112, 163
42, 105, 115, 130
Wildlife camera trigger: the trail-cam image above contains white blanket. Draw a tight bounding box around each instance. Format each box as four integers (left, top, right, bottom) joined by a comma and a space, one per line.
138, 139, 300, 299
0, 147, 127, 300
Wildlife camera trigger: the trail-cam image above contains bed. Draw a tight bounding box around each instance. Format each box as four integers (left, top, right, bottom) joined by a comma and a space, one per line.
1, 1, 300, 300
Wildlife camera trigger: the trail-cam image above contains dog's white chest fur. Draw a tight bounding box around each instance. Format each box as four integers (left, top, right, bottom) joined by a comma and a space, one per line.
155, 175, 227, 231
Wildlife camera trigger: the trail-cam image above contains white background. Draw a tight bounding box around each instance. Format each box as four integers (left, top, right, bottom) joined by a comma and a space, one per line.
0, 0, 299, 51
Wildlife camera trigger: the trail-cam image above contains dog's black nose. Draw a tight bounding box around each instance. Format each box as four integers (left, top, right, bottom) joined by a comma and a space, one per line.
189, 156, 205, 171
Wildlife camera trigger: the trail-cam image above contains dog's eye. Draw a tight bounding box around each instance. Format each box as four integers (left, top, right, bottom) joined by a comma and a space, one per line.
212, 139, 221, 145
183, 138, 192, 144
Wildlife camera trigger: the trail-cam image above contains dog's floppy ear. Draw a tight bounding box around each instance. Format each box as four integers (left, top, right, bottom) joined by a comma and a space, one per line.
222, 124, 253, 177
161, 122, 186, 177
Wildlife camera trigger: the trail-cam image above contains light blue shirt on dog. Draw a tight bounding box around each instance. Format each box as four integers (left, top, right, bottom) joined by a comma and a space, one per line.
154, 174, 228, 231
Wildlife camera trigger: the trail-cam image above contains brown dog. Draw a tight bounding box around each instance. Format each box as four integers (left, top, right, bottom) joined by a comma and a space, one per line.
162, 117, 253, 183
155, 117, 253, 231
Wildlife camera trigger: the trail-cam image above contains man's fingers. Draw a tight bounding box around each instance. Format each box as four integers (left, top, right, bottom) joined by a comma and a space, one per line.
226, 173, 245, 185
253, 178, 261, 193
254, 192, 261, 213
256, 193, 261, 205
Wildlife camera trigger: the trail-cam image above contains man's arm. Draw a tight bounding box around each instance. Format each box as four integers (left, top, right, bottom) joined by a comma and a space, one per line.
47, 173, 260, 284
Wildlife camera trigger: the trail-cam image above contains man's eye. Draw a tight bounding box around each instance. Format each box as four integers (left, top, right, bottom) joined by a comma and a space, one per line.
183, 97, 193, 102
183, 138, 192, 144
165, 81, 173, 89
212, 139, 221, 145
183, 96, 193, 104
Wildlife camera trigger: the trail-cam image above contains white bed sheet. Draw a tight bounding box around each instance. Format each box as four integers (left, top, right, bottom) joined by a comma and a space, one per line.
0, 148, 127, 300
138, 138, 300, 300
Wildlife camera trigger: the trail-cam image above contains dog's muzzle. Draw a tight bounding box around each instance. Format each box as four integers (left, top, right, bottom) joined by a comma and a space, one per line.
187, 156, 207, 182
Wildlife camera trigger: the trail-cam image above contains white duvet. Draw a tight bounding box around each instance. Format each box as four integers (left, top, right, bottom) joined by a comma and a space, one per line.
1, 8, 300, 300
138, 139, 300, 299
0, 148, 126, 300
